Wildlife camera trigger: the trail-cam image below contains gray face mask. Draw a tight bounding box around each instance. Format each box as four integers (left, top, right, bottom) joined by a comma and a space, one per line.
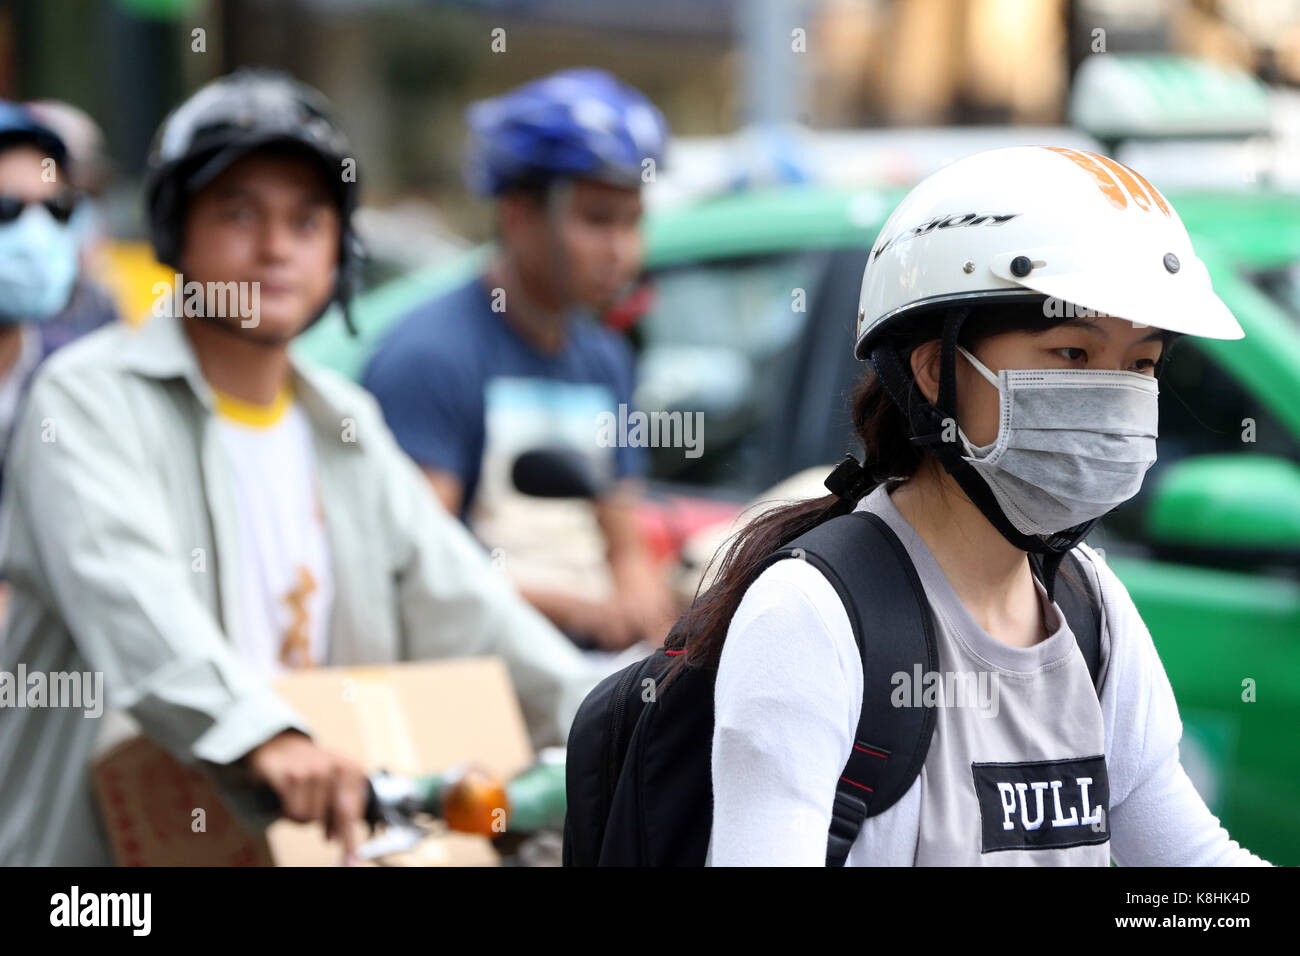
954, 344, 1159, 537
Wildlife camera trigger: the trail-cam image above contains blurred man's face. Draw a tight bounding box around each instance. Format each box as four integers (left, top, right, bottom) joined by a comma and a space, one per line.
0, 145, 60, 202
507, 179, 645, 311
180, 149, 340, 344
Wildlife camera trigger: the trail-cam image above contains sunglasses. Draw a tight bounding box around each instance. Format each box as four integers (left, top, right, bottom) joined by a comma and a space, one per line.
0, 192, 79, 225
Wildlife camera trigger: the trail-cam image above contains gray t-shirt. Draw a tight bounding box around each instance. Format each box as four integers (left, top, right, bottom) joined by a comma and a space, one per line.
858, 485, 1111, 864
710, 481, 1267, 866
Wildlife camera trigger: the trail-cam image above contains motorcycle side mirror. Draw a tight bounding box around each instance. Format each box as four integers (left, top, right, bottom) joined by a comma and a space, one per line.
512, 447, 605, 500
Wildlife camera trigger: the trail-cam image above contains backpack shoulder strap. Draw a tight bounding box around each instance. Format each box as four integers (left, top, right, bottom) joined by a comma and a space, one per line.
762, 510, 939, 867
1032, 549, 1104, 694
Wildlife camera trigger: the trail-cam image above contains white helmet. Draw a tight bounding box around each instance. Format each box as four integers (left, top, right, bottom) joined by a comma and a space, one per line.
854, 145, 1243, 360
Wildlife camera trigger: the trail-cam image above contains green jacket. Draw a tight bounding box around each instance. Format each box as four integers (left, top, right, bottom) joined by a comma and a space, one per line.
0, 312, 599, 865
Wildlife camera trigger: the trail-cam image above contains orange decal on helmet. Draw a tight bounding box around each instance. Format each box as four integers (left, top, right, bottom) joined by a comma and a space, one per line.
1117, 161, 1171, 216
1043, 146, 1170, 216
1044, 146, 1126, 210
1094, 155, 1154, 212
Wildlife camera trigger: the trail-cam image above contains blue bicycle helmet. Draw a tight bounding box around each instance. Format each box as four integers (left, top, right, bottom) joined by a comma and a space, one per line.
0, 100, 68, 167
464, 68, 669, 197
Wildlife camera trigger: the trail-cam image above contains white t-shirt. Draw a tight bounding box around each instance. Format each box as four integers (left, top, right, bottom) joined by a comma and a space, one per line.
213, 387, 333, 680
470, 376, 618, 601
707, 483, 1270, 866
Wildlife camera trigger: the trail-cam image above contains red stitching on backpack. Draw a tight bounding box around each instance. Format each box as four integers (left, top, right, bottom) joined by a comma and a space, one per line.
665, 649, 685, 656
854, 745, 888, 759
839, 776, 873, 792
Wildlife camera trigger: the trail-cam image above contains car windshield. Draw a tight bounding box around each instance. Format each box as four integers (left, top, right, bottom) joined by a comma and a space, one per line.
631, 251, 831, 491
1249, 264, 1300, 326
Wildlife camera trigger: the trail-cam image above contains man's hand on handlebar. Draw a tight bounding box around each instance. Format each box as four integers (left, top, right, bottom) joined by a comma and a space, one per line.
243, 730, 369, 862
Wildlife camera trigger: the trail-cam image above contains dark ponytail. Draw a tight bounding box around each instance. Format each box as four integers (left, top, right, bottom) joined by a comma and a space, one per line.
656, 370, 914, 692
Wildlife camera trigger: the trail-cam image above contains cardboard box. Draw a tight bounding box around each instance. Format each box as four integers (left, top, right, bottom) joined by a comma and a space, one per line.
91, 656, 534, 866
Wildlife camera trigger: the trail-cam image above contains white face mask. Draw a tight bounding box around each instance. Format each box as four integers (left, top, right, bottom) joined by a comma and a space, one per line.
954, 344, 1159, 537
0, 204, 78, 323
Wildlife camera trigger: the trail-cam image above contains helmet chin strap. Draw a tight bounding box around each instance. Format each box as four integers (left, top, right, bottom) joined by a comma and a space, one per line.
869, 307, 1097, 602
491, 180, 577, 339
543, 179, 578, 313
337, 231, 362, 337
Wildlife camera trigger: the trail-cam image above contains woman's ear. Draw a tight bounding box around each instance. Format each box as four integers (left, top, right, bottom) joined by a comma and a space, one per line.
909, 340, 943, 405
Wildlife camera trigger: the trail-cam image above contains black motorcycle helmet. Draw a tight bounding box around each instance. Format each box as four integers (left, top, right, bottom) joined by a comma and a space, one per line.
143, 68, 361, 335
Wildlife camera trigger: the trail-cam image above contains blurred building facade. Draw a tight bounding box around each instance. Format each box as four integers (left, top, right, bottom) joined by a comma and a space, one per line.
1, 0, 1298, 237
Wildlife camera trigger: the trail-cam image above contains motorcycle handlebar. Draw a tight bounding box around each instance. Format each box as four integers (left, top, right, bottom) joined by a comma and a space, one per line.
252, 778, 384, 827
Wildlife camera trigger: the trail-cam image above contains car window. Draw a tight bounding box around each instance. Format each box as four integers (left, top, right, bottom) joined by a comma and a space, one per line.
631, 251, 833, 490
1251, 265, 1300, 327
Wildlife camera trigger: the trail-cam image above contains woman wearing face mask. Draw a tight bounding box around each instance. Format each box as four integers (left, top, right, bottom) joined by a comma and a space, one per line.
688, 146, 1270, 865
0, 101, 85, 500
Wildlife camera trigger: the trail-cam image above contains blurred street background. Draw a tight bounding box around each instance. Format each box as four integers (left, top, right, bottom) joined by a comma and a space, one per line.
7, 0, 1300, 263
2, 0, 1299, 864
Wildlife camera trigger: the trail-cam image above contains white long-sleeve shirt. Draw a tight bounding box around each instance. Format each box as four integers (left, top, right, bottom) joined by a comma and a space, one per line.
707, 484, 1271, 866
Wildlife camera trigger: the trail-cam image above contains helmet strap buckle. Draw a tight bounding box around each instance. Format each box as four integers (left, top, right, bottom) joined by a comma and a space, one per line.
825, 454, 874, 504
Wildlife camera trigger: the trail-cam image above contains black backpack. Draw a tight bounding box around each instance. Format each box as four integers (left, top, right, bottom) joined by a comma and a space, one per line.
562, 510, 1104, 866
